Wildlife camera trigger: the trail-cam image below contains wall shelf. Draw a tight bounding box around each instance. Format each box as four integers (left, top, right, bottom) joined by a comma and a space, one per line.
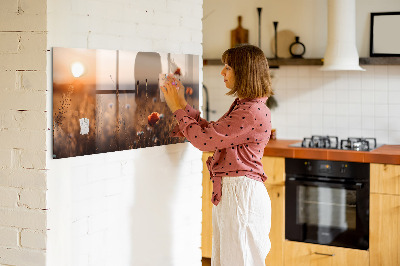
203, 57, 400, 67
203, 58, 323, 67
359, 57, 400, 65
268, 58, 323, 67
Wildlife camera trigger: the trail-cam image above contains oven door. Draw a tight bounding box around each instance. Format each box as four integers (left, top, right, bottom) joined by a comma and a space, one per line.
285, 177, 369, 250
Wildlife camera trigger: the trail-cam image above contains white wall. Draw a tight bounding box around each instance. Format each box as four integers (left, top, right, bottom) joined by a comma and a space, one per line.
0, 0, 48, 265
203, 0, 400, 145
203, 0, 400, 58
46, 0, 203, 266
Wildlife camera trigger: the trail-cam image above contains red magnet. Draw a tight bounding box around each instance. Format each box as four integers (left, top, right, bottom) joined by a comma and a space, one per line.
174, 68, 181, 76
148, 112, 160, 126
186, 87, 193, 95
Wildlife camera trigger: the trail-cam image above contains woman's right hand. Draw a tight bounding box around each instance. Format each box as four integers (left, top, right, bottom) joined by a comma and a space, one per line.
167, 74, 187, 109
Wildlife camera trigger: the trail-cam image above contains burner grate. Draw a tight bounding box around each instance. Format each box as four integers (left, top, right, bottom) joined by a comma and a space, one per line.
301, 135, 339, 149
296, 136, 378, 151
340, 137, 377, 151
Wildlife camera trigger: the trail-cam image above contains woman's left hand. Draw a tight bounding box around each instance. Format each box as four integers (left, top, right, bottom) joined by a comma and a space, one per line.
161, 76, 183, 113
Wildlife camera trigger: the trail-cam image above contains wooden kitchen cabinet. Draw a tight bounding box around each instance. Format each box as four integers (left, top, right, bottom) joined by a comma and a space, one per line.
264, 184, 285, 266
261, 156, 285, 266
370, 163, 400, 195
284, 241, 369, 266
261, 156, 285, 185
370, 193, 400, 266
370, 163, 400, 266
202, 152, 214, 258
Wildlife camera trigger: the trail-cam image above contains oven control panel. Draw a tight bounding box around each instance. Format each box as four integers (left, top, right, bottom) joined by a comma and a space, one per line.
286, 158, 369, 180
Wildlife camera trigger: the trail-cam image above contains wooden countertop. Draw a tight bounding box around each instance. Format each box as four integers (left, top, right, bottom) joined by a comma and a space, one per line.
263, 139, 400, 165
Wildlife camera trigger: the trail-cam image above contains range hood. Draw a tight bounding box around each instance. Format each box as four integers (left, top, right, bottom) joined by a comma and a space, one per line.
320, 0, 365, 71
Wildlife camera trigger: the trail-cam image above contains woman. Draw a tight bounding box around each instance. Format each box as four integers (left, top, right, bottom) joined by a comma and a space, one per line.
161, 44, 273, 266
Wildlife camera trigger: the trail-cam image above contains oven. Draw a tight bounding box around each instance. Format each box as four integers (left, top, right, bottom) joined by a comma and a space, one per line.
285, 158, 370, 250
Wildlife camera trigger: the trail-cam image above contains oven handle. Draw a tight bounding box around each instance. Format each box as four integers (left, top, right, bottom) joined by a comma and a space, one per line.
286, 177, 364, 189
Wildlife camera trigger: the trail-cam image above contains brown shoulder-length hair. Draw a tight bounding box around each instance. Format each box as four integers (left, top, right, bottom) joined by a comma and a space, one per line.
221, 44, 273, 99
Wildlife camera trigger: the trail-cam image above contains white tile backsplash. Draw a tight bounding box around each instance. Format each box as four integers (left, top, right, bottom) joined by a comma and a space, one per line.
285, 66, 298, 77
361, 104, 375, 117
362, 90, 375, 103
204, 65, 400, 144
388, 65, 400, 76
348, 103, 362, 116
388, 75, 400, 91
362, 116, 375, 130
336, 115, 348, 129
335, 73, 349, 90
269, 65, 400, 144
388, 91, 400, 104
389, 131, 400, 143
374, 65, 388, 77
298, 77, 311, 89
389, 104, 400, 117
348, 90, 362, 103
298, 67, 311, 78
374, 90, 388, 104
375, 104, 389, 117
375, 130, 389, 144
311, 77, 324, 90
336, 103, 349, 116
286, 77, 299, 89
374, 77, 388, 91
375, 117, 389, 129
389, 117, 400, 131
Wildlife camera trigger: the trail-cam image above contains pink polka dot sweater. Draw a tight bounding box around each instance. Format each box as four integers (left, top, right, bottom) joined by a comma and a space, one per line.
171, 97, 272, 206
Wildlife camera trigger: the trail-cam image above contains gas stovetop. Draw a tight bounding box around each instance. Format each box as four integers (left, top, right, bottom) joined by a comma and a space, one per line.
289, 135, 382, 151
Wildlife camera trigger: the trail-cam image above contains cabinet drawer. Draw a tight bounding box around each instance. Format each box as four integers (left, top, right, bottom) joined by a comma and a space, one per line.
284, 241, 369, 266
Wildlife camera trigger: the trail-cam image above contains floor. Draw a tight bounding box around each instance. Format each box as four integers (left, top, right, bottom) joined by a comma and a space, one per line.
202, 257, 211, 266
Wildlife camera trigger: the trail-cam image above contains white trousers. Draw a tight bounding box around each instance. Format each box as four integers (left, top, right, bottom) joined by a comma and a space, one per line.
212, 176, 271, 266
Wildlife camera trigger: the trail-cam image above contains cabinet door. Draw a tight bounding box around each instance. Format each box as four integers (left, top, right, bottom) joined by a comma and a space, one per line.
370, 163, 400, 195
284, 241, 369, 266
370, 193, 400, 266
265, 184, 285, 266
261, 156, 285, 185
202, 152, 213, 258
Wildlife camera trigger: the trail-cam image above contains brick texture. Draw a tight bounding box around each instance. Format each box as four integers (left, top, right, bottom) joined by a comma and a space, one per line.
2, 0, 204, 265
0, 227, 19, 247
0, 0, 48, 264
21, 229, 46, 250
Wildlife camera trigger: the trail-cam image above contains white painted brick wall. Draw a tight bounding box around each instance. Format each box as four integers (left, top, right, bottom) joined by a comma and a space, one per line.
0, 169, 47, 189
0, 0, 48, 264
21, 229, 47, 250
0, 227, 19, 247
19, 189, 47, 209
0, 208, 46, 230
0, 187, 19, 208
46, 1, 203, 266
0, 247, 46, 266
0, 1, 46, 32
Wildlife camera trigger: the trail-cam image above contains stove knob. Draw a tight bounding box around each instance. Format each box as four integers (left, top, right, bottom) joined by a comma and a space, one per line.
305, 162, 312, 171
340, 164, 347, 174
